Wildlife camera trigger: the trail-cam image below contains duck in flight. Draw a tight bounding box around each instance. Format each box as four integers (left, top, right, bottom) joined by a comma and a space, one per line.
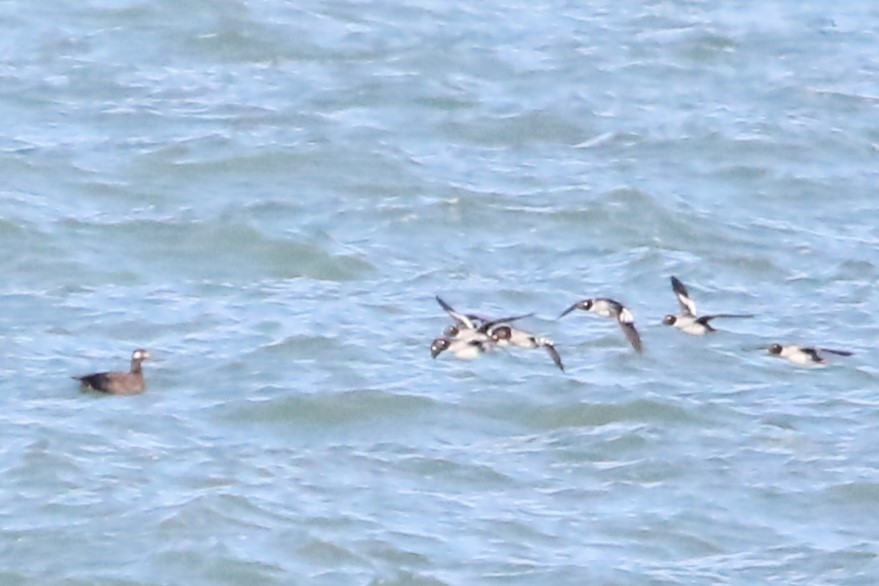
434, 295, 532, 339
663, 276, 753, 335
487, 323, 565, 371
431, 296, 561, 370
430, 335, 491, 361
431, 295, 533, 362
767, 343, 853, 365
558, 297, 642, 353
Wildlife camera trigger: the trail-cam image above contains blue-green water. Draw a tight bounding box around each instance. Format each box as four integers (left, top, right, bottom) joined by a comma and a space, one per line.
2, 1, 879, 584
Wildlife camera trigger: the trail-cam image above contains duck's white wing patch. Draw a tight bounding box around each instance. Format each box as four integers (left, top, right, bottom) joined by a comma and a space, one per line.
670, 277, 697, 316
435, 295, 477, 329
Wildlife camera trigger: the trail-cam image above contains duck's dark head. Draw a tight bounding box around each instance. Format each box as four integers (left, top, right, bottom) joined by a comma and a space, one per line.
430, 338, 450, 359
768, 344, 783, 356
559, 299, 592, 319
662, 315, 677, 326
490, 325, 513, 343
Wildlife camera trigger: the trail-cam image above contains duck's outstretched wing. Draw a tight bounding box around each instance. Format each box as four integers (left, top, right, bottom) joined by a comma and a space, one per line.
670, 276, 696, 317
618, 321, 643, 353
542, 342, 565, 372
819, 348, 853, 357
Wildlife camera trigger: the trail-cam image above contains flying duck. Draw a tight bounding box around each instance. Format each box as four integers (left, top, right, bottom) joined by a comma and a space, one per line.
487, 323, 565, 371
767, 344, 853, 365
559, 297, 643, 352
430, 335, 491, 361
663, 276, 753, 335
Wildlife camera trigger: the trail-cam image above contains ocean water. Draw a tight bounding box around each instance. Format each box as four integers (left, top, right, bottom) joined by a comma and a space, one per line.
1, 0, 879, 584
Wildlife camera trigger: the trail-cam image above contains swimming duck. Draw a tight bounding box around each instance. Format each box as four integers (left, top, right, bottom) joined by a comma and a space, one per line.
74, 349, 150, 395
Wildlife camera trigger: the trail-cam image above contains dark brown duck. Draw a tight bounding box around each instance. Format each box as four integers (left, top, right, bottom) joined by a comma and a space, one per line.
74, 349, 150, 395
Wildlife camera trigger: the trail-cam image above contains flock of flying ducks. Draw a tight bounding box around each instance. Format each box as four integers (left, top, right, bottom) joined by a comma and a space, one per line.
70, 275, 854, 396
431, 276, 854, 371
